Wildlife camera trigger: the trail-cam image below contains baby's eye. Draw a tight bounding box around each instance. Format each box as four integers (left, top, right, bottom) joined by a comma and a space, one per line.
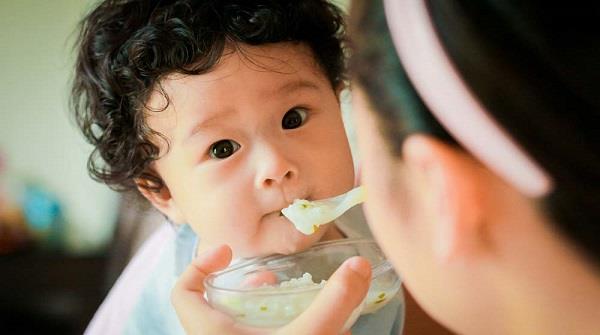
209, 139, 240, 159
282, 108, 308, 130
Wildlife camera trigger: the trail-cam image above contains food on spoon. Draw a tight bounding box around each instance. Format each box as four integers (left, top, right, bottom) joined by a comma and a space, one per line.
282, 186, 366, 235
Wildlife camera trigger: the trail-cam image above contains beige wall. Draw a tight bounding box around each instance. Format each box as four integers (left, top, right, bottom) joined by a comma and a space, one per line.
0, 0, 119, 254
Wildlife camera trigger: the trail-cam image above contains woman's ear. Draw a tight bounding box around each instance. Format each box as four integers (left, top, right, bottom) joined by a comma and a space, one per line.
402, 134, 488, 263
136, 178, 185, 224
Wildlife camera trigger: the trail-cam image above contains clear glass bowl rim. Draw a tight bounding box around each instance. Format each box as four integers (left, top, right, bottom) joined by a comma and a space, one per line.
204, 238, 397, 296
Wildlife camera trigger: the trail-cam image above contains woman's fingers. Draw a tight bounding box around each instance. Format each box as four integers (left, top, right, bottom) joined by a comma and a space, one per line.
241, 270, 279, 288
176, 244, 233, 293
171, 244, 235, 334
282, 256, 371, 335
173, 248, 371, 335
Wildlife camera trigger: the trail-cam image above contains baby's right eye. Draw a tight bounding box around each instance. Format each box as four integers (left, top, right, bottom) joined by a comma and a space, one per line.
209, 139, 240, 159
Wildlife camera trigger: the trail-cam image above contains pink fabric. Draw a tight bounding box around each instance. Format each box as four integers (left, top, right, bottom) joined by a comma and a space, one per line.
84, 224, 176, 335
383, 0, 553, 197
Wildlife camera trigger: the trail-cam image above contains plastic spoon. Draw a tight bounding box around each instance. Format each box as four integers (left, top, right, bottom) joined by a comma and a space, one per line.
281, 186, 366, 235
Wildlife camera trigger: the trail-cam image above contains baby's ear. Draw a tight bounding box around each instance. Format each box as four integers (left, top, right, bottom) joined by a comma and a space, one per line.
136, 178, 185, 224
402, 134, 488, 263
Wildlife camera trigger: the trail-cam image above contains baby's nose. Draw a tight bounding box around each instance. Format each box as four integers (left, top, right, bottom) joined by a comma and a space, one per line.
254, 145, 299, 189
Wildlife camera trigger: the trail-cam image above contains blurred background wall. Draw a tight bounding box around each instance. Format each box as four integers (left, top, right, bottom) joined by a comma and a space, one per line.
0, 0, 120, 254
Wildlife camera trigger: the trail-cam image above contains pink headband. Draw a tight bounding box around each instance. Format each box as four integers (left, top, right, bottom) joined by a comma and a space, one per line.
383, 0, 553, 197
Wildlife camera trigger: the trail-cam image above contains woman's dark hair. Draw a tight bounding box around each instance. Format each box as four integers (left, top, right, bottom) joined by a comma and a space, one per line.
72, 0, 346, 193
350, 0, 600, 265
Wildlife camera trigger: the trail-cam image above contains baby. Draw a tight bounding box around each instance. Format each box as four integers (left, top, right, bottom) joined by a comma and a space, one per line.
72, 1, 402, 334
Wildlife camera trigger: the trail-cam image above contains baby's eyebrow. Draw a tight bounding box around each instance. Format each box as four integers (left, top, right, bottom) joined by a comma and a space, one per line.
272, 79, 321, 96
183, 108, 236, 141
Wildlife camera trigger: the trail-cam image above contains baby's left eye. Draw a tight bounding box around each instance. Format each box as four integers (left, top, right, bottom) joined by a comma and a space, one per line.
282, 108, 308, 130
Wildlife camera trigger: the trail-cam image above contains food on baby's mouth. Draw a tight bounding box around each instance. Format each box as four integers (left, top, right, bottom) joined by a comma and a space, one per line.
281, 186, 366, 235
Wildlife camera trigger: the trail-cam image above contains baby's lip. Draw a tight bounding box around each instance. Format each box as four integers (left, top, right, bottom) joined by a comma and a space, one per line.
263, 208, 286, 220
282, 195, 312, 210
267, 195, 311, 218
283, 190, 311, 207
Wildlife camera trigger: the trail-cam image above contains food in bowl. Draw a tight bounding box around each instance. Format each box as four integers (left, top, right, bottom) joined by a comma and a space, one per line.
204, 239, 402, 329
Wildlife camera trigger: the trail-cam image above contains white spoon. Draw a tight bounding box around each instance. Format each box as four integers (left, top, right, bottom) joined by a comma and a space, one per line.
281, 186, 366, 235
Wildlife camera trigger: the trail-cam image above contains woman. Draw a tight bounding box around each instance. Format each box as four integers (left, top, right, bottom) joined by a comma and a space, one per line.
349, 0, 600, 334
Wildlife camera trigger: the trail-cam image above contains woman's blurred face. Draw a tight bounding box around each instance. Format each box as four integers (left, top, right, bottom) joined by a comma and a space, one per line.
351, 87, 436, 282
351, 87, 472, 331
351, 89, 409, 263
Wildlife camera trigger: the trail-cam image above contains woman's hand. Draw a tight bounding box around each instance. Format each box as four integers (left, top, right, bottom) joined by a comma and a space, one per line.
171, 244, 371, 335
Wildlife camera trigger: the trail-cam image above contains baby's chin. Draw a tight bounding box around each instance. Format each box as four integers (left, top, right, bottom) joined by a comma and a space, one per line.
237, 227, 325, 259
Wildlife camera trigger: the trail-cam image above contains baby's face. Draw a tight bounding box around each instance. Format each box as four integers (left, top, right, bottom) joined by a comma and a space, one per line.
144, 43, 354, 258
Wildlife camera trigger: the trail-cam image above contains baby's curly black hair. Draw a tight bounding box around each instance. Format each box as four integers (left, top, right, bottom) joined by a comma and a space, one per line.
72, 0, 346, 193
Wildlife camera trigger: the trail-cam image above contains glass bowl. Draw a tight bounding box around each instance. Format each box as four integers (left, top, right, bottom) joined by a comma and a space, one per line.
204, 238, 402, 329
